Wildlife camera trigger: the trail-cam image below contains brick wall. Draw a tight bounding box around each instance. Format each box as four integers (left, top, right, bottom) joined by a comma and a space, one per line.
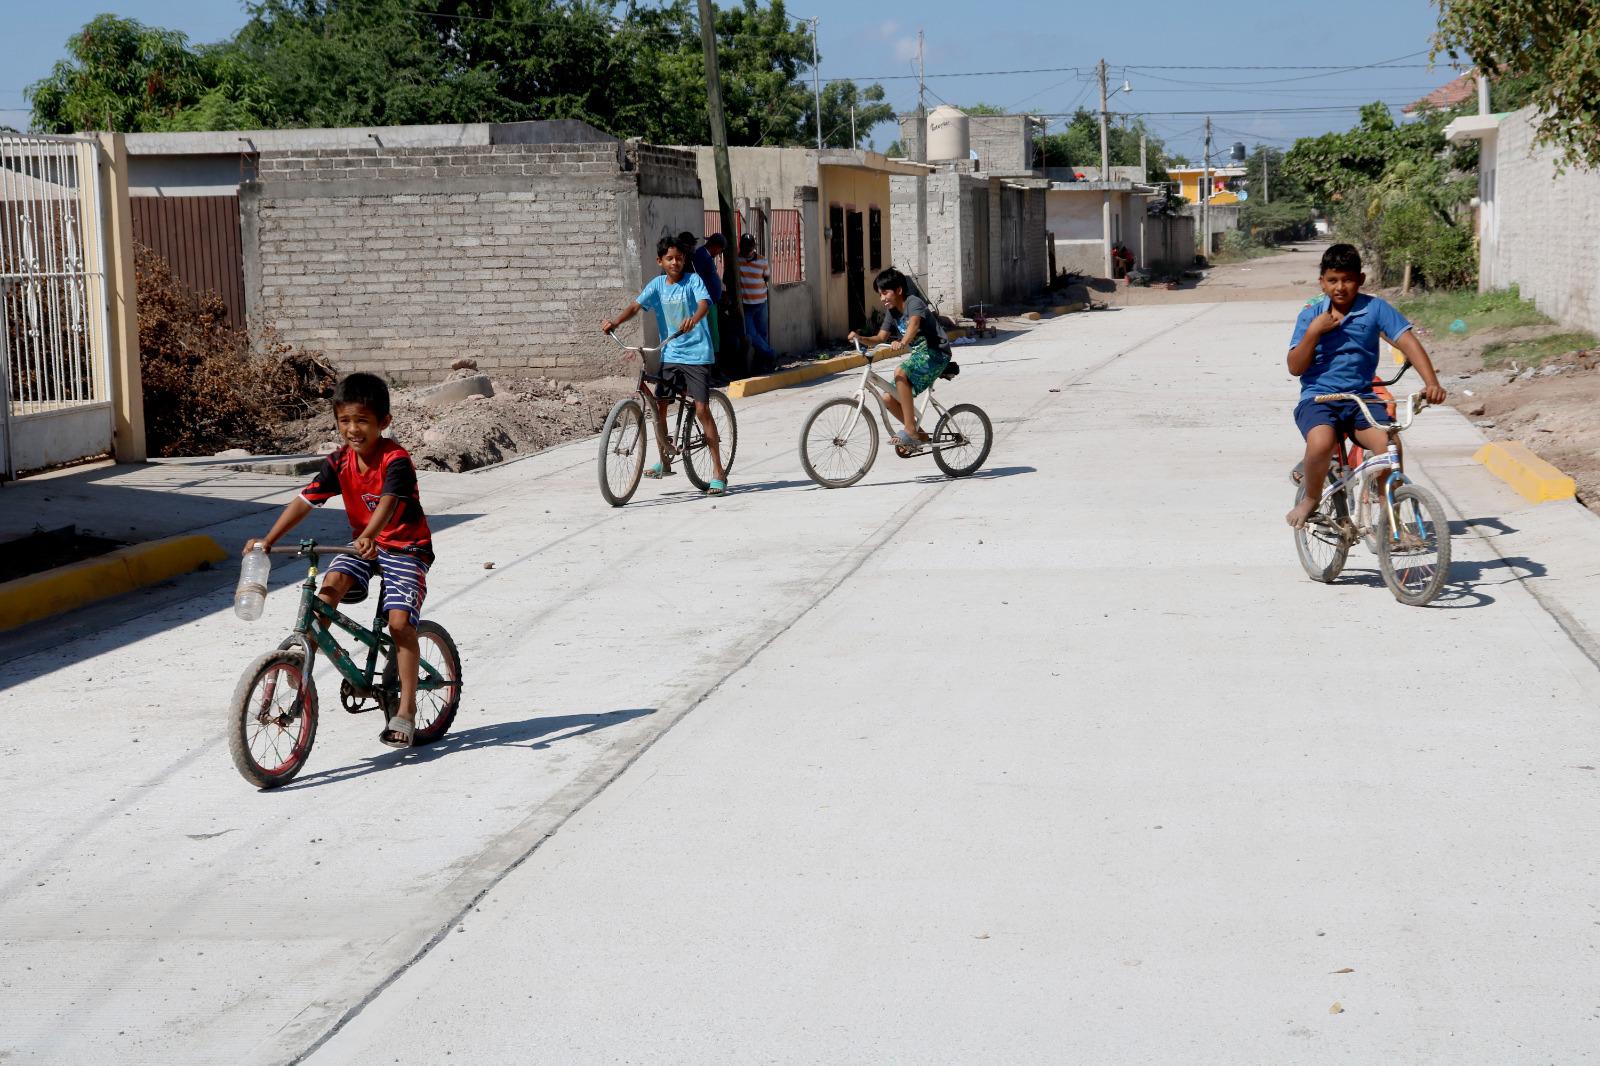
244, 141, 701, 381
1487, 107, 1600, 334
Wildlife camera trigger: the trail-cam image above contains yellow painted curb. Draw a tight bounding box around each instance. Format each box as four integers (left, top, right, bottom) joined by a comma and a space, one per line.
1022, 311, 1042, 321
727, 352, 870, 399
1473, 441, 1577, 503
0, 533, 228, 633
1049, 302, 1088, 315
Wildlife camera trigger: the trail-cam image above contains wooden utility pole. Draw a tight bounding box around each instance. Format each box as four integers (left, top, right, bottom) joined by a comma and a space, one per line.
1098, 58, 1112, 278
810, 18, 823, 150
914, 30, 928, 291
1201, 116, 1212, 261
1263, 148, 1270, 204
697, 0, 743, 363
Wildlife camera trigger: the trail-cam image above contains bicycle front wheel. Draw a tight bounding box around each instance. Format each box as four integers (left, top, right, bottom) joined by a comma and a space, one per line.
1376, 483, 1451, 606
932, 403, 993, 478
681, 391, 737, 491
228, 649, 319, 789
384, 620, 463, 744
1293, 478, 1351, 583
598, 397, 647, 507
800, 396, 878, 488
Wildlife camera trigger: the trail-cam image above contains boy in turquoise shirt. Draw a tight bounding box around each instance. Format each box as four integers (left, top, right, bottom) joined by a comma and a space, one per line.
601, 235, 728, 494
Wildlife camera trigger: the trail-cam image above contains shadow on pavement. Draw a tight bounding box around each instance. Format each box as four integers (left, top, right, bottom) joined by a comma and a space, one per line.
1450, 516, 1520, 537
274, 707, 657, 791
1335, 553, 1547, 609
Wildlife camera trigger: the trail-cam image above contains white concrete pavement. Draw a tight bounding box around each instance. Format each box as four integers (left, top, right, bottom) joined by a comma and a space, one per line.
3, 302, 1600, 1064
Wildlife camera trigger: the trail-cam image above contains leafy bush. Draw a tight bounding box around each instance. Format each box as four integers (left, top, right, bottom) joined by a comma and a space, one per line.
136, 244, 334, 456
1240, 201, 1316, 245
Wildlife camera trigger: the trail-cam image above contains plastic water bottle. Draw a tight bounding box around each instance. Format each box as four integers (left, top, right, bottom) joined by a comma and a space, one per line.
234, 546, 270, 621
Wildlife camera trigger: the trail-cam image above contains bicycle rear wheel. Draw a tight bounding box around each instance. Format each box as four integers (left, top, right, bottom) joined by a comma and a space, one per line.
228, 649, 319, 788
681, 391, 737, 491
932, 403, 993, 478
384, 620, 462, 744
598, 397, 647, 507
1376, 483, 1451, 606
800, 396, 878, 488
1293, 478, 1351, 583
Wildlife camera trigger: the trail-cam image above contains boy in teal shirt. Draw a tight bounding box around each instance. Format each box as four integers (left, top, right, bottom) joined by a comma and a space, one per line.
601, 235, 728, 494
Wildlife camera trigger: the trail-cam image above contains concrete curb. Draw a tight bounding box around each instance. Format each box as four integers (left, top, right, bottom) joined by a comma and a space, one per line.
0, 534, 229, 633
1473, 441, 1578, 503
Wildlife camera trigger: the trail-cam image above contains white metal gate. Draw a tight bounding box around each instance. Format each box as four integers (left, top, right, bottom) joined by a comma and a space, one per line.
0, 133, 114, 479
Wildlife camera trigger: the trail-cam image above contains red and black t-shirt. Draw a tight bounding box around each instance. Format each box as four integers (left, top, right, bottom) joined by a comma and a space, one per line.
300, 440, 433, 558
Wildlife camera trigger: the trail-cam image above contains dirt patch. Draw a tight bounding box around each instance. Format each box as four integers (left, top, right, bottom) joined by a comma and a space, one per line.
275, 370, 636, 472
1419, 322, 1600, 514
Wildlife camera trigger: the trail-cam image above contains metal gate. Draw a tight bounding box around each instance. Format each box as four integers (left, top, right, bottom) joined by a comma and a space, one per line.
0, 133, 114, 479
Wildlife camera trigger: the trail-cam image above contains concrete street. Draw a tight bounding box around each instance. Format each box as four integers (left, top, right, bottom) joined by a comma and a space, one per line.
4, 292, 1600, 1064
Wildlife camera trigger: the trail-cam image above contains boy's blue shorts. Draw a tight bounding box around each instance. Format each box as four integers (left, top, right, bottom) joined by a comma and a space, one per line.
1294, 396, 1391, 440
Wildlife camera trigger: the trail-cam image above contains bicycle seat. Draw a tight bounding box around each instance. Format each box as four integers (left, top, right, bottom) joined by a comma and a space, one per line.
939, 360, 960, 381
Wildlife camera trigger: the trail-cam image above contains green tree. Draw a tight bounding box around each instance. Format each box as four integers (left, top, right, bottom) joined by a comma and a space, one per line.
26, 14, 264, 133
1243, 146, 1307, 205
1281, 103, 1453, 208
1435, 0, 1600, 168
1035, 109, 1171, 179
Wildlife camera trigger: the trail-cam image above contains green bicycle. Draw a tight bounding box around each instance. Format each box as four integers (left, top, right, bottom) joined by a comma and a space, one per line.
227, 540, 463, 788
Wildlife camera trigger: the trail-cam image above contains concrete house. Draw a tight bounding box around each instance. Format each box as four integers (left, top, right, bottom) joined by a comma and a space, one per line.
688, 146, 927, 348
121, 121, 704, 381
888, 110, 1050, 314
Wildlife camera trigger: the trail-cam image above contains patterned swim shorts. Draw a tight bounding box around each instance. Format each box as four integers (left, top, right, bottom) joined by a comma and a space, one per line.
899, 339, 951, 396
325, 547, 430, 627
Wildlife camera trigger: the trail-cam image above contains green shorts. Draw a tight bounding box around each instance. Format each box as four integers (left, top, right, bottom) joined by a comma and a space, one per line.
900, 340, 950, 395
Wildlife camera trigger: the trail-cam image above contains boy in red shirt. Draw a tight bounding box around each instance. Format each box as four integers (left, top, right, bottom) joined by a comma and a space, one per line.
245, 373, 434, 748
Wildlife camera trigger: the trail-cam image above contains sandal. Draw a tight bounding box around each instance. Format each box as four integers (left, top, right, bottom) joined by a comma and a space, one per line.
894, 430, 930, 451
705, 479, 728, 496
644, 461, 676, 479
380, 715, 415, 749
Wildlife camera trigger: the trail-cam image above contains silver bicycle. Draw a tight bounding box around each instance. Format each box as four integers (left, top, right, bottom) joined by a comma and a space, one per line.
1292, 368, 1451, 606
798, 341, 992, 488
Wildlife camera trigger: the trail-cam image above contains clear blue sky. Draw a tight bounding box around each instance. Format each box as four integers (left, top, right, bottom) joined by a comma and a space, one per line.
2, 0, 1464, 159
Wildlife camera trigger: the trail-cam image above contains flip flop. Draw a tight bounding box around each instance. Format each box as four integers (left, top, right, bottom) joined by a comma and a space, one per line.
705, 479, 728, 496
380, 715, 415, 749
644, 461, 676, 479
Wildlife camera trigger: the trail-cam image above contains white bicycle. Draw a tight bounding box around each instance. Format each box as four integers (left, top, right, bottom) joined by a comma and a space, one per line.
1292, 374, 1451, 606
798, 341, 992, 488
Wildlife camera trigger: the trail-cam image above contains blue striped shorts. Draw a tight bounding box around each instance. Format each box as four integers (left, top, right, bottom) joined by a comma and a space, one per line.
325, 548, 430, 627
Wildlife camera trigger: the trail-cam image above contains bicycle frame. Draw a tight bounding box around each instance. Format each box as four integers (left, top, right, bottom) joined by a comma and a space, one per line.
280, 543, 450, 697
1313, 391, 1425, 541
835, 343, 953, 448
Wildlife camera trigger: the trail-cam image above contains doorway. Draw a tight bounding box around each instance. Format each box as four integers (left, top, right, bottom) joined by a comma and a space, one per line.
846, 210, 866, 333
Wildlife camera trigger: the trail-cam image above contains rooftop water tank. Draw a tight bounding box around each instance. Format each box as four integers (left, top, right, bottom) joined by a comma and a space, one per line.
927, 105, 970, 162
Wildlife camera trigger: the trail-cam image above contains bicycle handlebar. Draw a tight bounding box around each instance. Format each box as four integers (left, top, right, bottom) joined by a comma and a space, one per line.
1310, 390, 1428, 431
264, 543, 363, 557
602, 329, 661, 356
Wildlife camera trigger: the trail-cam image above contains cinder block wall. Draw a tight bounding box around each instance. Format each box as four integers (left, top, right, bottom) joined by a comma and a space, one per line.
1491, 107, 1600, 335
242, 141, 701, 381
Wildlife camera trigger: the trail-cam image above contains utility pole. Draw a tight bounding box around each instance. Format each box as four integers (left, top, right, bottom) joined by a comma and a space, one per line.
914, 29, 928, 293
697, 0, 743, 366
1098, 58, 1112, 278
1138, 132, 1148, 268
1202, 116, 1212, 262
810, 18, 823, 150
1263, 148, 1270, 205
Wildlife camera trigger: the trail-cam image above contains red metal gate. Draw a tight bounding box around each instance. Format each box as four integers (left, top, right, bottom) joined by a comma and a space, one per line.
131, 196, 245, 329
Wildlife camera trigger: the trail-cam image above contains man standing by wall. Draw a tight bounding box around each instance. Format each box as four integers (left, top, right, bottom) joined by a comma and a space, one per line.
686, 232, 725, 354
737, 233, 774, 373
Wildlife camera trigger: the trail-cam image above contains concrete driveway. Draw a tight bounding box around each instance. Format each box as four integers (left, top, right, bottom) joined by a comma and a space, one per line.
3, 301, 1598, 1064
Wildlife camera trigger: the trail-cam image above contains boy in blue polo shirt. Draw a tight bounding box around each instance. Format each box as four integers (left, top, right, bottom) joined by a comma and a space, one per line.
1285, 244, 1446, 528
601, 235, 728, 494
